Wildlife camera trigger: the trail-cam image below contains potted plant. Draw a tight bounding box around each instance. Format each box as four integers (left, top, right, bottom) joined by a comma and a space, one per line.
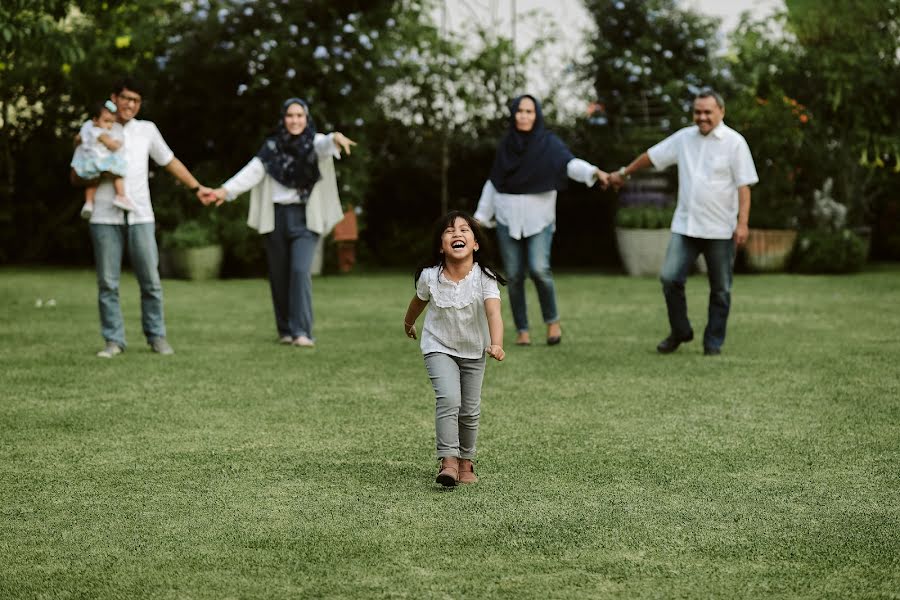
744, 189, 801, 271
729, 92, 809, 272
331, 204, 359, 273
789, 178, 867, 274
614, 204, 677, 276
160, 219, 223, 280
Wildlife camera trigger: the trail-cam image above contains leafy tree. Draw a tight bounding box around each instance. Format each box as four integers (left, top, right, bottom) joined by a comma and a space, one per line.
581, 0, 720, 161
0, 1, 86, 261
727, 1, 900, 228
0, 0, 436, 269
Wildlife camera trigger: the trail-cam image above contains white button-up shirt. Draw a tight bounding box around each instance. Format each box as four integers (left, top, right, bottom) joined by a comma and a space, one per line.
90, 119, 175, 225
416, 264, 501, 360
473, 158, 600, 239
648, 122, 758, 239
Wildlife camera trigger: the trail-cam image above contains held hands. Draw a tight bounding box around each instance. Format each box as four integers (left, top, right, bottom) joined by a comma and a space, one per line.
608, 170, 627, 190
404, 321, 417, 340
596, 169, 611, 190
197, 187, 226, 206
486, 344, 505, 361
333, 132, 357, 155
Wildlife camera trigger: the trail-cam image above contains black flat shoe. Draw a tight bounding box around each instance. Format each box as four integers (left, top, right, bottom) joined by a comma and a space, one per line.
703, 347, 721, 356
547, 336, 561, 346
656, 332, 694, 354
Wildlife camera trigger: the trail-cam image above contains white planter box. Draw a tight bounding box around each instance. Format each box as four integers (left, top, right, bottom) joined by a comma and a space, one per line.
615, 228, 706, 277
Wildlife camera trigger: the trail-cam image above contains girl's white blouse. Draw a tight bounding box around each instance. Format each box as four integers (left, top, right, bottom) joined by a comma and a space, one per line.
416, 263, 501, 359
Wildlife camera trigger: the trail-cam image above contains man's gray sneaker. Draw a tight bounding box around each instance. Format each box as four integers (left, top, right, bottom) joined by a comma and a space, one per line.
149, 337, 174, 355
97, 342, 123, 358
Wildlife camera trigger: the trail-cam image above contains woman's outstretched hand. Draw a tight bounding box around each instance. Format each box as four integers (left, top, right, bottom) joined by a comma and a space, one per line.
333, 132, 357, 155
486, 344, 505, 361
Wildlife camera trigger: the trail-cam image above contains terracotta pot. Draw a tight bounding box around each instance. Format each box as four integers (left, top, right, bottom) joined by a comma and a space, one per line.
745, 229, 798, 272
333, 207, 358, 242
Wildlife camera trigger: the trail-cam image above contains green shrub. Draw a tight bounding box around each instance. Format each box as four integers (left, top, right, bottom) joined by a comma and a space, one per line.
161, 220, 217, 250
790, 230, 867, 274
615, 205, 675, 229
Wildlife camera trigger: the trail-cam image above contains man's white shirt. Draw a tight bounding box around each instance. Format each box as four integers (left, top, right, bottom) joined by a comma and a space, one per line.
90, 119, 175, 225
648, 122, 758, 240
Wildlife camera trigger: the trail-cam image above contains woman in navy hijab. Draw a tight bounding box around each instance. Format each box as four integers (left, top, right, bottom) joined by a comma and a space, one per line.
205, 98, 356, 347
474, 95, 609, 346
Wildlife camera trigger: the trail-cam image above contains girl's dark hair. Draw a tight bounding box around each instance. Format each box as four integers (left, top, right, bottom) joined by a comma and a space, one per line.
91, 100, 116, 119
414, 210, 507, 286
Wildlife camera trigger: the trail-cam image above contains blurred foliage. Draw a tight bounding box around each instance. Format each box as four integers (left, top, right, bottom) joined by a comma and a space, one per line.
160, 219, 217, 250
580, 0, 720, 163
790, 230, 867, 274
727, 0, 900, 232
615, 204, 675, 229
1, 0, 897, 270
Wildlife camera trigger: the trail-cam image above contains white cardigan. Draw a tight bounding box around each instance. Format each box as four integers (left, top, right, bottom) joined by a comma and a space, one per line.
222, 133, 345, 236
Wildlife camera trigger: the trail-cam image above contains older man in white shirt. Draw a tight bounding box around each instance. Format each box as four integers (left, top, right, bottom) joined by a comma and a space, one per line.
609, 89, 759, 355
76, 78, 212, 358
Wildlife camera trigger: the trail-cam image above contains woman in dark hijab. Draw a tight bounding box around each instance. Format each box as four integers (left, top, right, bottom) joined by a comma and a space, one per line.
474, 94, 609, 346
206, 98, 356, 347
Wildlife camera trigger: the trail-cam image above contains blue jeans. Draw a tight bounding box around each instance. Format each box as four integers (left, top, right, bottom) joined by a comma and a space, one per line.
660, 233, 735, 351
90, 222, 166, 348
495, 222, 559, 332
264, 204, 320, 339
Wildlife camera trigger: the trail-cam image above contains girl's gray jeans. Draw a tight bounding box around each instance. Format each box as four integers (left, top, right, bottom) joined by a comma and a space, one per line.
424, 352, 486, 460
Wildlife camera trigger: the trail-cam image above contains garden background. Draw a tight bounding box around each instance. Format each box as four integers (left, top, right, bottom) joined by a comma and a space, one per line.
1, 0, 899, 274
2, 1, 900, 598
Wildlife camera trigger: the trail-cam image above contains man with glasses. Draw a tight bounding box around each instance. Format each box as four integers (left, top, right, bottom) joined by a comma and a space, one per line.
75, 77, 212, 358
609, 89, 758, 356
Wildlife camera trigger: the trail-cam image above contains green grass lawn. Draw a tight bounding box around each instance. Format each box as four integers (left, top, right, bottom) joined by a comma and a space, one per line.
1, 266, 898, 599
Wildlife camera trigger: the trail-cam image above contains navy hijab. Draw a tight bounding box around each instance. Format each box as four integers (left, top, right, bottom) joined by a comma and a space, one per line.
256, 97, 321, 192
488, 95, 574, 194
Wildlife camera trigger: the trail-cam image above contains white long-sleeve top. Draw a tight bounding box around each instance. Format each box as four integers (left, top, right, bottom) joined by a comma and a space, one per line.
222, 133, 340, 203
220, 133, 344, 235
473, 158, 600, 239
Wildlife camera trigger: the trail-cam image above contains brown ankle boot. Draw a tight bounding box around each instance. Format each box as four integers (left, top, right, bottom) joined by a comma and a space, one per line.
458, 459, 478, 484
436, 456, 459, 487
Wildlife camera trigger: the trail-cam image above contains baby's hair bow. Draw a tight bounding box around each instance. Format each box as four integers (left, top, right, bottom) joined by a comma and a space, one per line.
104, 100, 118, 113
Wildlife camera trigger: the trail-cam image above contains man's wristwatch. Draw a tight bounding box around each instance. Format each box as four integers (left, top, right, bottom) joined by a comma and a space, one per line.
617, 167, 631, 181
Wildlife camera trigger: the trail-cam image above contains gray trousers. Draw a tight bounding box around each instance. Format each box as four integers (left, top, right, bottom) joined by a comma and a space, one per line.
424, 352, 486, 460
264, 204, 320, 339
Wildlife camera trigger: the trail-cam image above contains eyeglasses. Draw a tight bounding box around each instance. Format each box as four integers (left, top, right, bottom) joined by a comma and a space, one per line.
117, 94, 142, 105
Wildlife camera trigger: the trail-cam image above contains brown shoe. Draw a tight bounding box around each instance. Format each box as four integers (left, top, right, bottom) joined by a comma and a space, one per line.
458, 459, 478, 484
435, 456, 459, 487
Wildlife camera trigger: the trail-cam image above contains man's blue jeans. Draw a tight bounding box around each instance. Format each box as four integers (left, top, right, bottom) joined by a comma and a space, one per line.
495, 222, 559, 333
660, 232, 735, 351
90, 222, 166, 348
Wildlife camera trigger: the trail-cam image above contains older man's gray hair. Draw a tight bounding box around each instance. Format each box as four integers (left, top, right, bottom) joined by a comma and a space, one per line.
695, 88, 725, 109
